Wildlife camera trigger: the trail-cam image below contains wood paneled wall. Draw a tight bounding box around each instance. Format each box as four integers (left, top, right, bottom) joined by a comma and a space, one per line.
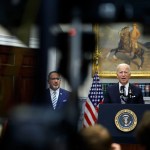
0, 45, 38, 117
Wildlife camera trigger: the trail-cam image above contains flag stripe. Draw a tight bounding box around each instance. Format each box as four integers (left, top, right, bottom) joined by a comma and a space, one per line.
84, 100, 97, 122
84, 111, 92, 127
83, 73, 104, 127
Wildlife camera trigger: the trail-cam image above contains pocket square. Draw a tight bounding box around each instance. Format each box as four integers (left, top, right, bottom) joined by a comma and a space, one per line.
63, 99, 67, 102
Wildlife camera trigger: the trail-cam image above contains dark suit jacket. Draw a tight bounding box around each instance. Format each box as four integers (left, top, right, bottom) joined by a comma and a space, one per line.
43, 88, 71, 110
103, 83, 144, 104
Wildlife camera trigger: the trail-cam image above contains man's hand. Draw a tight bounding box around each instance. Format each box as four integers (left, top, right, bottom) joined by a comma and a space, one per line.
111, 143, 121, 150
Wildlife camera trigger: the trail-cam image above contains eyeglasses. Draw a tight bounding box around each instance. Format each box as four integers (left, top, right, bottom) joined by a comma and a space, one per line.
50, 78, 61, 81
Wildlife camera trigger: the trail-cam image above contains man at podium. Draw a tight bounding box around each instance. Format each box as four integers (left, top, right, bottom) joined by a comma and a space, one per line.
103, 63, 144, 104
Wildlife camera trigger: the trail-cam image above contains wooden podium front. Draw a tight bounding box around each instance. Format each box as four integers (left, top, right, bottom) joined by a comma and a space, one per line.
120, 143, 144, 150
98, 104, 150, 150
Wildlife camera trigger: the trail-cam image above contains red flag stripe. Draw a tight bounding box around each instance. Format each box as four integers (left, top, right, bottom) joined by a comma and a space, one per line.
85, 100, 97, 121
84, 111, 92, 126
83, 73, 104, 128
83, 99, 98, 127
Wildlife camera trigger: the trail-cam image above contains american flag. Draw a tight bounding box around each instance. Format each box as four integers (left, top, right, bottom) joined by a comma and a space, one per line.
83, 73, 104, 127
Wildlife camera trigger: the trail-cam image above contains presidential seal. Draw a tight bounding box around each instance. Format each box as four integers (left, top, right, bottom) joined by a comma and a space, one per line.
115, 109, 137, 132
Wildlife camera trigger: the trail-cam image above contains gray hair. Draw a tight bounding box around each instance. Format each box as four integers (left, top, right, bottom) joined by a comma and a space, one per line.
116, 63, 131, 73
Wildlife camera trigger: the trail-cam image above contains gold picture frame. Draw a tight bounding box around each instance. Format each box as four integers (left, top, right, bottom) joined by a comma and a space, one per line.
92, 23, 150, 78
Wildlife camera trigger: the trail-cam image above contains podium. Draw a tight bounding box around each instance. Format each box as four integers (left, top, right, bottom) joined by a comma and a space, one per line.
98, 104, 150, 150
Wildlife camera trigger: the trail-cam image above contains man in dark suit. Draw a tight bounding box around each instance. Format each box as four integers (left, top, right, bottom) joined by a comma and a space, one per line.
44, 71, 71, 110
104, 63, 144, 104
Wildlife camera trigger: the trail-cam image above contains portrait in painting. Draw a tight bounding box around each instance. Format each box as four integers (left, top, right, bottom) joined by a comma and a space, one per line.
93, 23, 150, 77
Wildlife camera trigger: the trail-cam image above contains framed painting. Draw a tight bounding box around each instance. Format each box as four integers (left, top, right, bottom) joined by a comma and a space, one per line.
92, 23, 150, 78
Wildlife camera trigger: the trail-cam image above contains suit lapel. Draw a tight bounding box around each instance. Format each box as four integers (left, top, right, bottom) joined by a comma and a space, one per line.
58, 88, 63, 100
116, 83, 121, 103
116, 83, 120, 96
55, 88, 63, 109
46, 89, 53, 108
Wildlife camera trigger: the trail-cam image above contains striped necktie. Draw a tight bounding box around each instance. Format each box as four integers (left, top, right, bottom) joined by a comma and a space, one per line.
52, 91, 57, 109
120, 86, 127, 104
120, 86, 125, 95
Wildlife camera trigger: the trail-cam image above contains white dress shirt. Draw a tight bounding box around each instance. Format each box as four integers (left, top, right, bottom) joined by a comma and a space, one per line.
50, 88, 60, 102
119, 83, 129, 96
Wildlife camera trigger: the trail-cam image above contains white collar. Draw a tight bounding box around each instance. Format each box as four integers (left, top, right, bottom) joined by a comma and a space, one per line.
119, 83, 129, 89
50, 88, 60, 95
